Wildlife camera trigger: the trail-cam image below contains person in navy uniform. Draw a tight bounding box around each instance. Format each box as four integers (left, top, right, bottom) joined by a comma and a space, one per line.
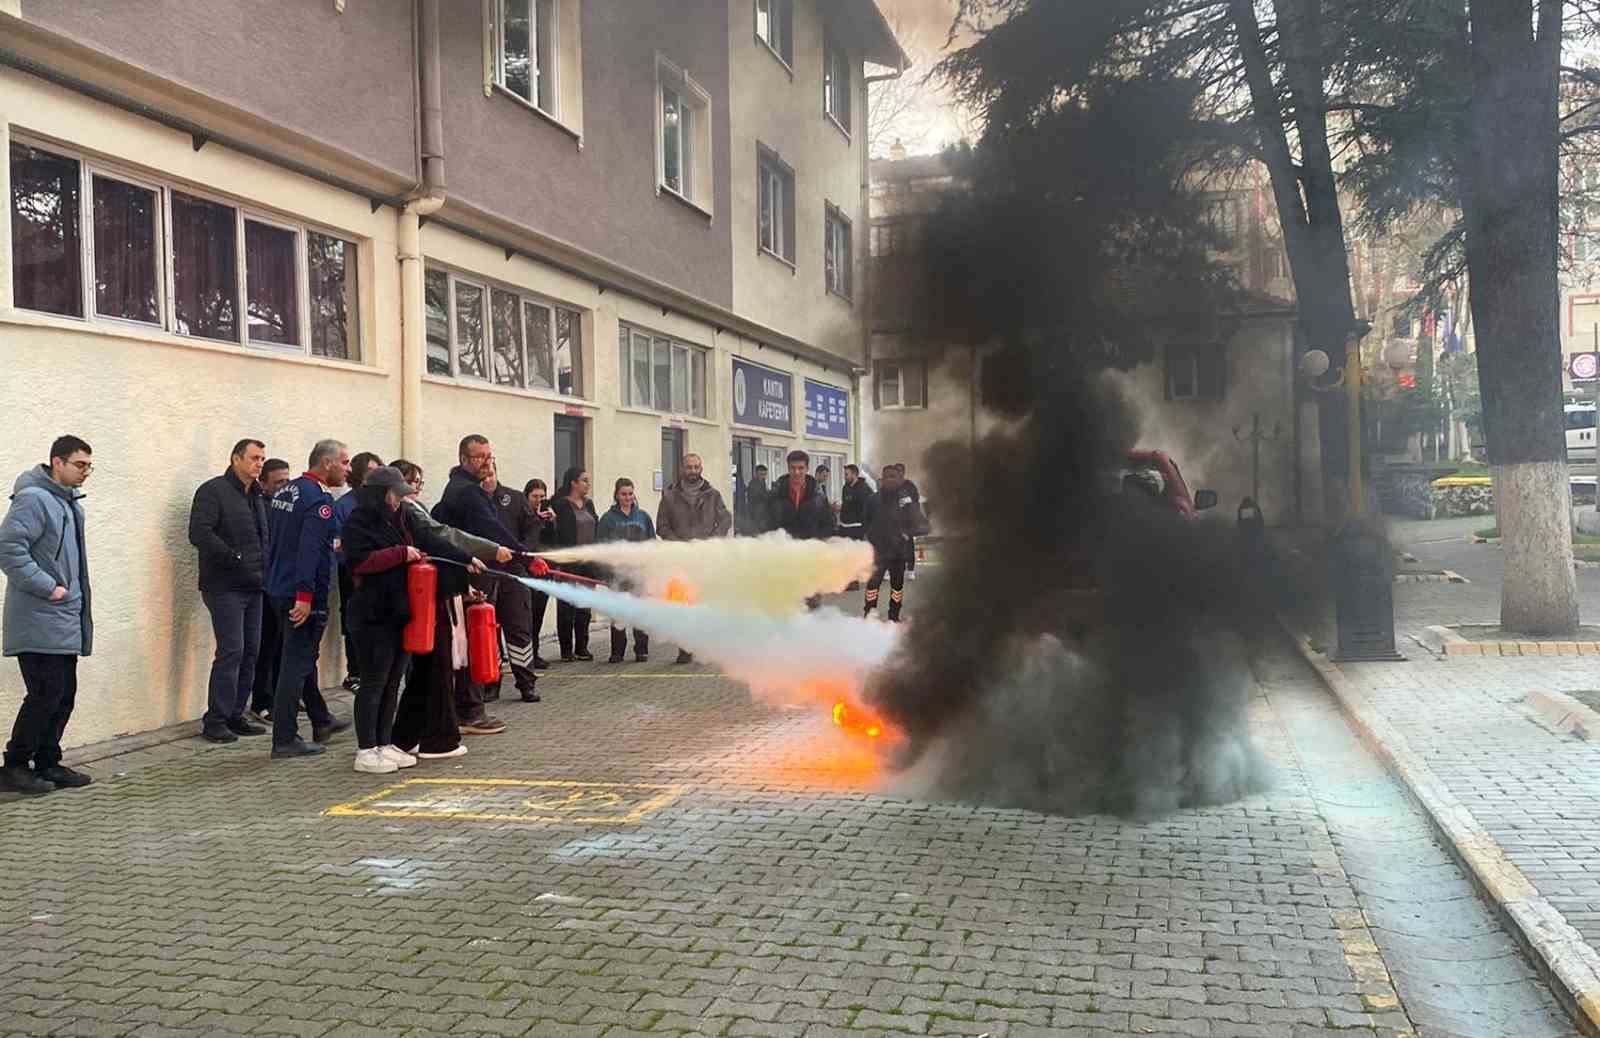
264, 438, 352, 758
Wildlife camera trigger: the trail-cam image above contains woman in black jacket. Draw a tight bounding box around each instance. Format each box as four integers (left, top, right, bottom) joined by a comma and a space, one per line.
340, 466, 480, 775
550, 467, 599, 661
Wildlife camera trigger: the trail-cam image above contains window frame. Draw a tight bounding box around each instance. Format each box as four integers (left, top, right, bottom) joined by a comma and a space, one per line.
756, 144, 797, 268
875, 360, 926, 411
8, 137, 363, 363
493, 0, 560, 119
423, 262, 587, 399
617, 320, 710, 418
754, 0, 794, 72
1164, 343, 1227, 402
824, 202, 853, 302
823, 35, 852, 138
655, 55, 714, 216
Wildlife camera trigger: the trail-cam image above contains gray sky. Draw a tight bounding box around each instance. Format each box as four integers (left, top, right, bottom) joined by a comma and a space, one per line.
873, 0, 975, 156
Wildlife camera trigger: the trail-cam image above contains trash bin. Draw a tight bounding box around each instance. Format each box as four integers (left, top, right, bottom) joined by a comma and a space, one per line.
1331, 522, 1404, 662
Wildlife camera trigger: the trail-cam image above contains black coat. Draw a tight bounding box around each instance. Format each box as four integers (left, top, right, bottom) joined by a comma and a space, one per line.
551, 496, 600, 548
341, 496, 471, 628
492, 486, 552, 552
863, 485, 929, 565
839, 478, 873, 528
188, 469, 268, 592
433, 466, 520, 549
767, 475, 835, 540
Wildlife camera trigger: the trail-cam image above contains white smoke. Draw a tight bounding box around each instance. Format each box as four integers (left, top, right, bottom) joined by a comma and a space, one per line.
521, 577, 900, 709
538, 532, 874, 617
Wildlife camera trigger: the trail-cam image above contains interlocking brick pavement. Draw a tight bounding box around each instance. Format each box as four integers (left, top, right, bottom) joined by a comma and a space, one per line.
0, 611, 1574, 1036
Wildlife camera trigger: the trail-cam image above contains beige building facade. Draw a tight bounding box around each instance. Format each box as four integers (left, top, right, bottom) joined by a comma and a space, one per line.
0, 0, 901, 749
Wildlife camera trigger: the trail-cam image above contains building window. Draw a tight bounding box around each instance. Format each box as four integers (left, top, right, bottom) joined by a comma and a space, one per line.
8, 141, 361, 360
755, 0, 793, 68
424, 265, 584, 396
618, 322, 708, 417
656, 57, 713, 212
757, 145, 796, 265
497, 0, 559, 117
825, 203, 853, 300
1166, 343, 1225, 401
9, 142, 82, 318
92, 173, 161, 325
824, 37, 851, 135
876, 361, 926, 410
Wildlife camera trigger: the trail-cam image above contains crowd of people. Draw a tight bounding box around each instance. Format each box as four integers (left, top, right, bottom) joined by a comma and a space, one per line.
0, 435, 926, 794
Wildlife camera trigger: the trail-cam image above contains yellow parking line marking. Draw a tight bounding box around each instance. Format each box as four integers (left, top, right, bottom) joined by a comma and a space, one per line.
324, 778, 686, 824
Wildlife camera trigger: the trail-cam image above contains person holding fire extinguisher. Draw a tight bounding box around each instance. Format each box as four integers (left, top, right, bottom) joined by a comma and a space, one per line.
339, 467, 485, 775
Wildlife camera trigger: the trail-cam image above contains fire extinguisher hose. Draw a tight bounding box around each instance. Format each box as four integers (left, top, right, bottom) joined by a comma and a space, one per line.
425, 556, 608, 588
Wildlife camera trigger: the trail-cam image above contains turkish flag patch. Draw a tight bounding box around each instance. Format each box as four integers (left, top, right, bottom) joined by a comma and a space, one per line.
318, 504, 334, 520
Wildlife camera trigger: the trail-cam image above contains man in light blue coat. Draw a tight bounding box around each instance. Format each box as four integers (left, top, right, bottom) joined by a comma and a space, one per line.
0, 435, 95, 795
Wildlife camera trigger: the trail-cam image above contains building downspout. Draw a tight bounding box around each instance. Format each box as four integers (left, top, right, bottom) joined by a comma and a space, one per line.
400, 0, 447, 461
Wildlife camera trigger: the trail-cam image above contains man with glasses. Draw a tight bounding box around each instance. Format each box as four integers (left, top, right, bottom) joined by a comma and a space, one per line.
0, 436, 96, 795
432, 435, 522, 735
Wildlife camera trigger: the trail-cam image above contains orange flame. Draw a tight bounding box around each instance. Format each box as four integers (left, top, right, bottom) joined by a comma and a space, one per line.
831, 699, 890, 741
663, 576, 698, 604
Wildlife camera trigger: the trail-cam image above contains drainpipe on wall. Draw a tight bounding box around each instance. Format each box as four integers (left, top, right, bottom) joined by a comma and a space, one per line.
399, 0, 447, 461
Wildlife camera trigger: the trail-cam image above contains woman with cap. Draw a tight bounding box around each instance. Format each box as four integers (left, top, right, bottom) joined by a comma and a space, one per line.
340, 465, 485, 774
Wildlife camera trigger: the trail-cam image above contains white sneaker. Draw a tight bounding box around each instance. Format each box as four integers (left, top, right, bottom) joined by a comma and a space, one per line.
417, 744, 468, 760
353, 748, 398, 774
381, 745, 418, 769
403, 745, 420, 755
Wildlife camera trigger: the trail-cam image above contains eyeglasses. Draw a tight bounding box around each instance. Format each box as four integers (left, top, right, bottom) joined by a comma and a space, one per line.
68, 460, 94, 473
408, 479, 425, 490
466, 453, 495, 464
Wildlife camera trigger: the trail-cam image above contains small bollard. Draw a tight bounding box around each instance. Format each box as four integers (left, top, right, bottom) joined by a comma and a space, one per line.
1331, 521, 1404, 662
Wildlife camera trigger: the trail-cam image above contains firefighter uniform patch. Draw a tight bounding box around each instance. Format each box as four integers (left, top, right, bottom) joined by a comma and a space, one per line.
318, 504, 334, 520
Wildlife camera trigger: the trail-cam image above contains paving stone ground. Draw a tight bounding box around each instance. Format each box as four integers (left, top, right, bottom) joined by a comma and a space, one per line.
0, 592, 1576, 1037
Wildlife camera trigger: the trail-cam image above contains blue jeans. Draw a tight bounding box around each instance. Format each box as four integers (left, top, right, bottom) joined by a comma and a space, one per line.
269, 597, 333, 747
201, 590, 263, 732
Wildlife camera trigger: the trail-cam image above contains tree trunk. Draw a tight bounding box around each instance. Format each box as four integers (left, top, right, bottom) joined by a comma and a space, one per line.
1462, 0, 1577, 634
1231, 0, 1361, 522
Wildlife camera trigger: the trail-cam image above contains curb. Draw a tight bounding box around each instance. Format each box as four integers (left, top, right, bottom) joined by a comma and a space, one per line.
1525, 689, 1600, 742
1279, 616, 1600, 1037
1421, 624, 1600, 658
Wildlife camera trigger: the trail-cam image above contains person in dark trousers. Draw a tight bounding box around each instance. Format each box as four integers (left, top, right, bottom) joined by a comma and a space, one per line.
249, 459, 292, 723
656, 453, 731, 663
523, 479, 558, 669
189, 438, 271, 744
769, 451, 835, 609
551, 467, 600, 661
862, 465, 929, 623
265, 438, 352, 758
838, 464, 873, 541
388, 460, 509, 761
893, 463, 923, 577
598, 478, 656, 663
431, 434, 521, 734
0, 436, 96, 795
484, 462, 541, 702
334, 451, 384, 694
341, 466, 482, 775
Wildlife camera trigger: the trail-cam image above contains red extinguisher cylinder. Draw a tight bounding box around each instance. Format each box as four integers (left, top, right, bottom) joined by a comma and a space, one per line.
466, 602, 500, 684
402, 562, 438, 655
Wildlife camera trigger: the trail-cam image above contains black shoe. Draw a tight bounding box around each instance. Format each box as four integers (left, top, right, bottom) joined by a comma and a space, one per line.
202, 727, 239, 744
35, 765, 91, 789
520, 690, 541, 703
560, 653, 575, 663
675, 650, 693, 665
534, 656, 550, 670
313, 716, 351, 744
341, 675, 360, 692
635, 653, 649, 663
574, 651, 594, 662
227, 718, 268, 737
271, 739, 325, 759
607, 653, 625, 664
0, 764, 54, 795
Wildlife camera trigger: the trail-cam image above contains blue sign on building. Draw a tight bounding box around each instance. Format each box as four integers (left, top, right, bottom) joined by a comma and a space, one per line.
732, 357, 793, 431
805, 380, 850, 439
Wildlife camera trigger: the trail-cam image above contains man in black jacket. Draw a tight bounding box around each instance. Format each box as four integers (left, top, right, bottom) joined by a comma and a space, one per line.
838, 464, 872, 540
769, 450, 835, 609
486, 462, 542, 703
189, 438, 271, 743
431, 435, 521, 733
862, 465, 928, 622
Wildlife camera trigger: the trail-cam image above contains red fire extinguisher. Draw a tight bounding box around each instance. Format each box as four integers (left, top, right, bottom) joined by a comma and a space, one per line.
466, 601, 500, 684
402, 562, 437, 655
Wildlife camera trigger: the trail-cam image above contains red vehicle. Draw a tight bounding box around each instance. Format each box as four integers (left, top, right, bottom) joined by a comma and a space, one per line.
1118, 449, 1218, 518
